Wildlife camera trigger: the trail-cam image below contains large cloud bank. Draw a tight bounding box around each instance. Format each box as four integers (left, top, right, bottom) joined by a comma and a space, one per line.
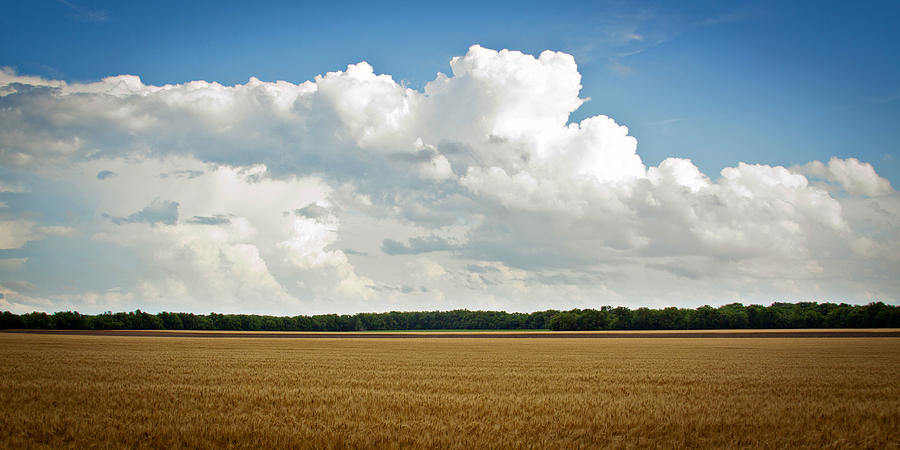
0, 45, 897, 314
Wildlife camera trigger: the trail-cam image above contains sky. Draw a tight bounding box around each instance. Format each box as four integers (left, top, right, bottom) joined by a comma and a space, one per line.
0, 0, 898, 314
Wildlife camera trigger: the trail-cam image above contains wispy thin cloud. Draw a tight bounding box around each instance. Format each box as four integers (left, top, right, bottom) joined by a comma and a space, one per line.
573, 4, 759, 72
57, 0, 109, 23
697, 10, 755, 26
568, 7, 682, 70
608, 60, 634, 76
873, 88, 900, 104
649, 118, 687, 126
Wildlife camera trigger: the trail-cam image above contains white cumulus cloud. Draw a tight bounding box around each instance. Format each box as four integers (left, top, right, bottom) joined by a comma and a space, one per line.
794, 156, 893, 197
0, 45, 897, 313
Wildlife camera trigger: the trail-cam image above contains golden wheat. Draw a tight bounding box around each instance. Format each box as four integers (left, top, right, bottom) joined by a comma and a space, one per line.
0, 334, 897, 448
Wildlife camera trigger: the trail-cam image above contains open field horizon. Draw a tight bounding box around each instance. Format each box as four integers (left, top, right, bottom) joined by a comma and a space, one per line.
4, 328, 900, 339
5, 302, 898, 332
2, 334, 898, 448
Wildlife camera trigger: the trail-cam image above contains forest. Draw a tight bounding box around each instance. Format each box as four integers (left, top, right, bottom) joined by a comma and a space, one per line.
1, 302, 898, 331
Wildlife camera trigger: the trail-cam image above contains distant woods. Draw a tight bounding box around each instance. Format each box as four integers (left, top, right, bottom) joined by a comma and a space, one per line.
1, 302, 898, 331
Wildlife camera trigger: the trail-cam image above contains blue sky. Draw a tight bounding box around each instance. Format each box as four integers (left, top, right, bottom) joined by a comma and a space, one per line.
4, 0, 898, 184
1, 0, 898, 314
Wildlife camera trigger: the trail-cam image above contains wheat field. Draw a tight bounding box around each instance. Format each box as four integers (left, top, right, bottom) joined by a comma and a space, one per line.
1, 334, 898, 448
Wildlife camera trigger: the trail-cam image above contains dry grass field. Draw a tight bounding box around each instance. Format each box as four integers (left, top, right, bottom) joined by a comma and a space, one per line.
0, 334, 898, 448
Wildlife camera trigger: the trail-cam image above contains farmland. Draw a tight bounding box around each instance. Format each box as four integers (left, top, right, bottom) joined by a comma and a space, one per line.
1, 333, 898, 448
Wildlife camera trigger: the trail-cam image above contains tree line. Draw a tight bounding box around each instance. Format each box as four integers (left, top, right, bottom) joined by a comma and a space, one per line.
0, 302, 897, 331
